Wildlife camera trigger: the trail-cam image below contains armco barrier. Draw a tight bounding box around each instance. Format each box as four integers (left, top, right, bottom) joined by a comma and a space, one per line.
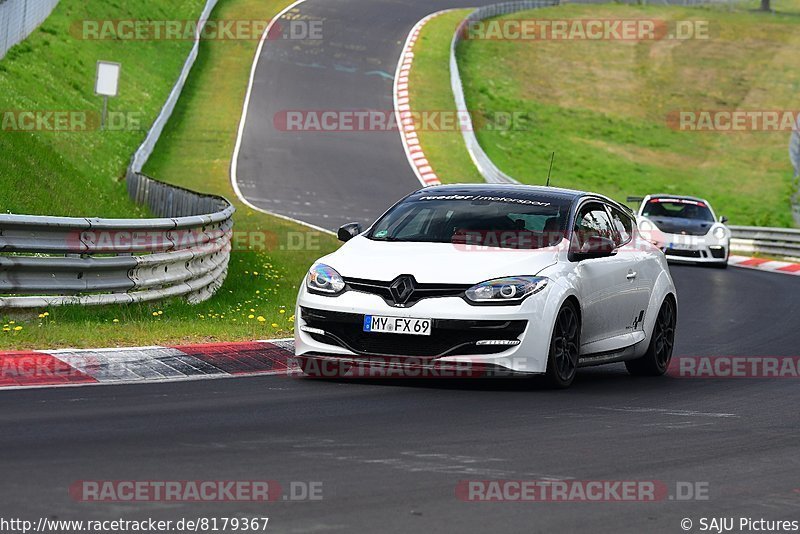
0, 0, 59, 59
128, 0, 219, 175
0, 0, 235, 309
730, 226, 800, 259
0, 178, 233, 308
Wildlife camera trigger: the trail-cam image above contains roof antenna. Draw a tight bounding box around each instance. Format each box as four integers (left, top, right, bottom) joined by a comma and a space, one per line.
545, 151, 555, 187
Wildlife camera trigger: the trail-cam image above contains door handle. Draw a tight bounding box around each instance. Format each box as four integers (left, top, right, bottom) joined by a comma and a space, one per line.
626, 271, 637, 280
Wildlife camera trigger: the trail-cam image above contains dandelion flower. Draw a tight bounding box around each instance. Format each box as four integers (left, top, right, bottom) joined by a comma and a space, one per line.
248, 314, 255, 319
13, 326, 22, 331
257, 316, 266, 322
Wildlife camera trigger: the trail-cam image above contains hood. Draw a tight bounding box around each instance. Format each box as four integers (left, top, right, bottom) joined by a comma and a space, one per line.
318, 236, 560, 284
644, 216, 713, 237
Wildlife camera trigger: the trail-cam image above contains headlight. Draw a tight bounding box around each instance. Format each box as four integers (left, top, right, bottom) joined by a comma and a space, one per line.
712, 227, 727, 240
306, 264, 346, 295
465, 276, 548, 305
639, 219, 654, 232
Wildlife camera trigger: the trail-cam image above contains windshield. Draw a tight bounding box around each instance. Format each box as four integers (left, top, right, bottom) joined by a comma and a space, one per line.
642, 199, 715, 222
367, 193, 572, 249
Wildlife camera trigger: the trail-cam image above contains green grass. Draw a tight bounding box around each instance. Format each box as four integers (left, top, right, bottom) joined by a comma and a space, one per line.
0, 0, 206, 217
410, 10, 484, 184
0, 0, 339, 349
411, 0, 800, 227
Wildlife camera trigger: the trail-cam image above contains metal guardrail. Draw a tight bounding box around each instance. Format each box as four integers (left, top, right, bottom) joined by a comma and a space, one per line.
0, 175, 234, 308
730, 226, 800, 259
449, 1, 563, 184
0, 0, 59, 59
129, 0, 219, 174
0, 0, 235, 309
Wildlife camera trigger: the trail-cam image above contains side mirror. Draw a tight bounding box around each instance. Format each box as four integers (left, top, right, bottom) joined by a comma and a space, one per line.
572, 236, 616, 261
719, 215, 728, 224
337, 222, 362, 242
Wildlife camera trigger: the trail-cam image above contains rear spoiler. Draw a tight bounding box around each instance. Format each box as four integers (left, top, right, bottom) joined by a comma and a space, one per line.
626, 196, 644, 203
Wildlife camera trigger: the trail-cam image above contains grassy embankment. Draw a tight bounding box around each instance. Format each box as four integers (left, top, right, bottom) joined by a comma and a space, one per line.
410, 1, 800, 227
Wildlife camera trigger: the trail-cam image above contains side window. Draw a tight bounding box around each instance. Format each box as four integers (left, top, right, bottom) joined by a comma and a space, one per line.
609, 207, 633, 246
572, 203, 614, 252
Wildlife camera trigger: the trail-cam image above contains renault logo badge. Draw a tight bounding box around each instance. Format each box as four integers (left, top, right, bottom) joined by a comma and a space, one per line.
389, 275, 415, 305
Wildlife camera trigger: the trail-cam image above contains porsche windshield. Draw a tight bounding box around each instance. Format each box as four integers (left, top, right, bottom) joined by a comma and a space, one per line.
642, 199, 715, 222
367, 193, 572, 249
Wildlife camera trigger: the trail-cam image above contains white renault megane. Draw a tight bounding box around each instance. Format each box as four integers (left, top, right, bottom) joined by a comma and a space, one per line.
295, 184, 677, 388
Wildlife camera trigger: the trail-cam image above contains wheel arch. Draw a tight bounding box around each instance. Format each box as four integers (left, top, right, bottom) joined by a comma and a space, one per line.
638, 271, 678, 357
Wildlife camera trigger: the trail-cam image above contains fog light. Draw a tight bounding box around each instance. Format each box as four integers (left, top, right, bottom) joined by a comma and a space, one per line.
300, 326, 325, 336
476, 340, 521, 346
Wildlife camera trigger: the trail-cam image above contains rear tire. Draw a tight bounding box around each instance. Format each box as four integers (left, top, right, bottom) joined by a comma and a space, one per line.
625, 297, 676, 376
545, 301, 581, 389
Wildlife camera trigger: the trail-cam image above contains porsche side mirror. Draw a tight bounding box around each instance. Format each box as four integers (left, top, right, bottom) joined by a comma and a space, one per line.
337, 222, 362, 242
719, 215, 728, 224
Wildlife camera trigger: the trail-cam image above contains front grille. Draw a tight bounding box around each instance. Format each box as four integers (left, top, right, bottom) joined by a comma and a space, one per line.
344, 276, 470, 307
665, 248, 702, 258
301, 307, 526, 358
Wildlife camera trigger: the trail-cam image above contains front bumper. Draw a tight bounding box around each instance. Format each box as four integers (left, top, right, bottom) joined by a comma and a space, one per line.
652, 233, 729, 264
294, 284, 557, 374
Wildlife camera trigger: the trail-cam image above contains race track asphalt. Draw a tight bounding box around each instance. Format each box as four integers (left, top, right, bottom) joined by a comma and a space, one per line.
2, 263, 799, 533
1, 1, 798, 532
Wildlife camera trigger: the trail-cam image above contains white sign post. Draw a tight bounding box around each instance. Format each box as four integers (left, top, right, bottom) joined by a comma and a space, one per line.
95, 61, 121, 130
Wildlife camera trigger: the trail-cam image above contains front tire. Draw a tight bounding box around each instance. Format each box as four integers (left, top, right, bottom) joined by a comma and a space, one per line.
545, 301, 581, 389
625, 297, 676, 376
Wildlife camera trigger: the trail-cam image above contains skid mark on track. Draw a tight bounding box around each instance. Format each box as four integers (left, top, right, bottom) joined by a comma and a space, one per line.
293, 444, 572, 479
597, 407, 738, 418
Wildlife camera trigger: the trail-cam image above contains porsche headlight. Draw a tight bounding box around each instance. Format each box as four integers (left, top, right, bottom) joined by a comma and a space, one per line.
306, 264, 346, 295
712, 226, 727, 240
465, 276, 548, 305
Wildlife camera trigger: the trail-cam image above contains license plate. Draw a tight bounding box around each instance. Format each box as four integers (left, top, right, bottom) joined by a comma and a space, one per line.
363, 315, 432, 336
668, 242, 694, 250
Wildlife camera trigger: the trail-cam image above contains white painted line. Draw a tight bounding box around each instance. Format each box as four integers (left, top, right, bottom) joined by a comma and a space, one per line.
229, 0, 335, 236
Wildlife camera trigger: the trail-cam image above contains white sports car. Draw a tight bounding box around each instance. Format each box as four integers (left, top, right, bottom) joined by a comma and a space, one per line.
295, 184, 677, 388
631, 194, 730, 267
